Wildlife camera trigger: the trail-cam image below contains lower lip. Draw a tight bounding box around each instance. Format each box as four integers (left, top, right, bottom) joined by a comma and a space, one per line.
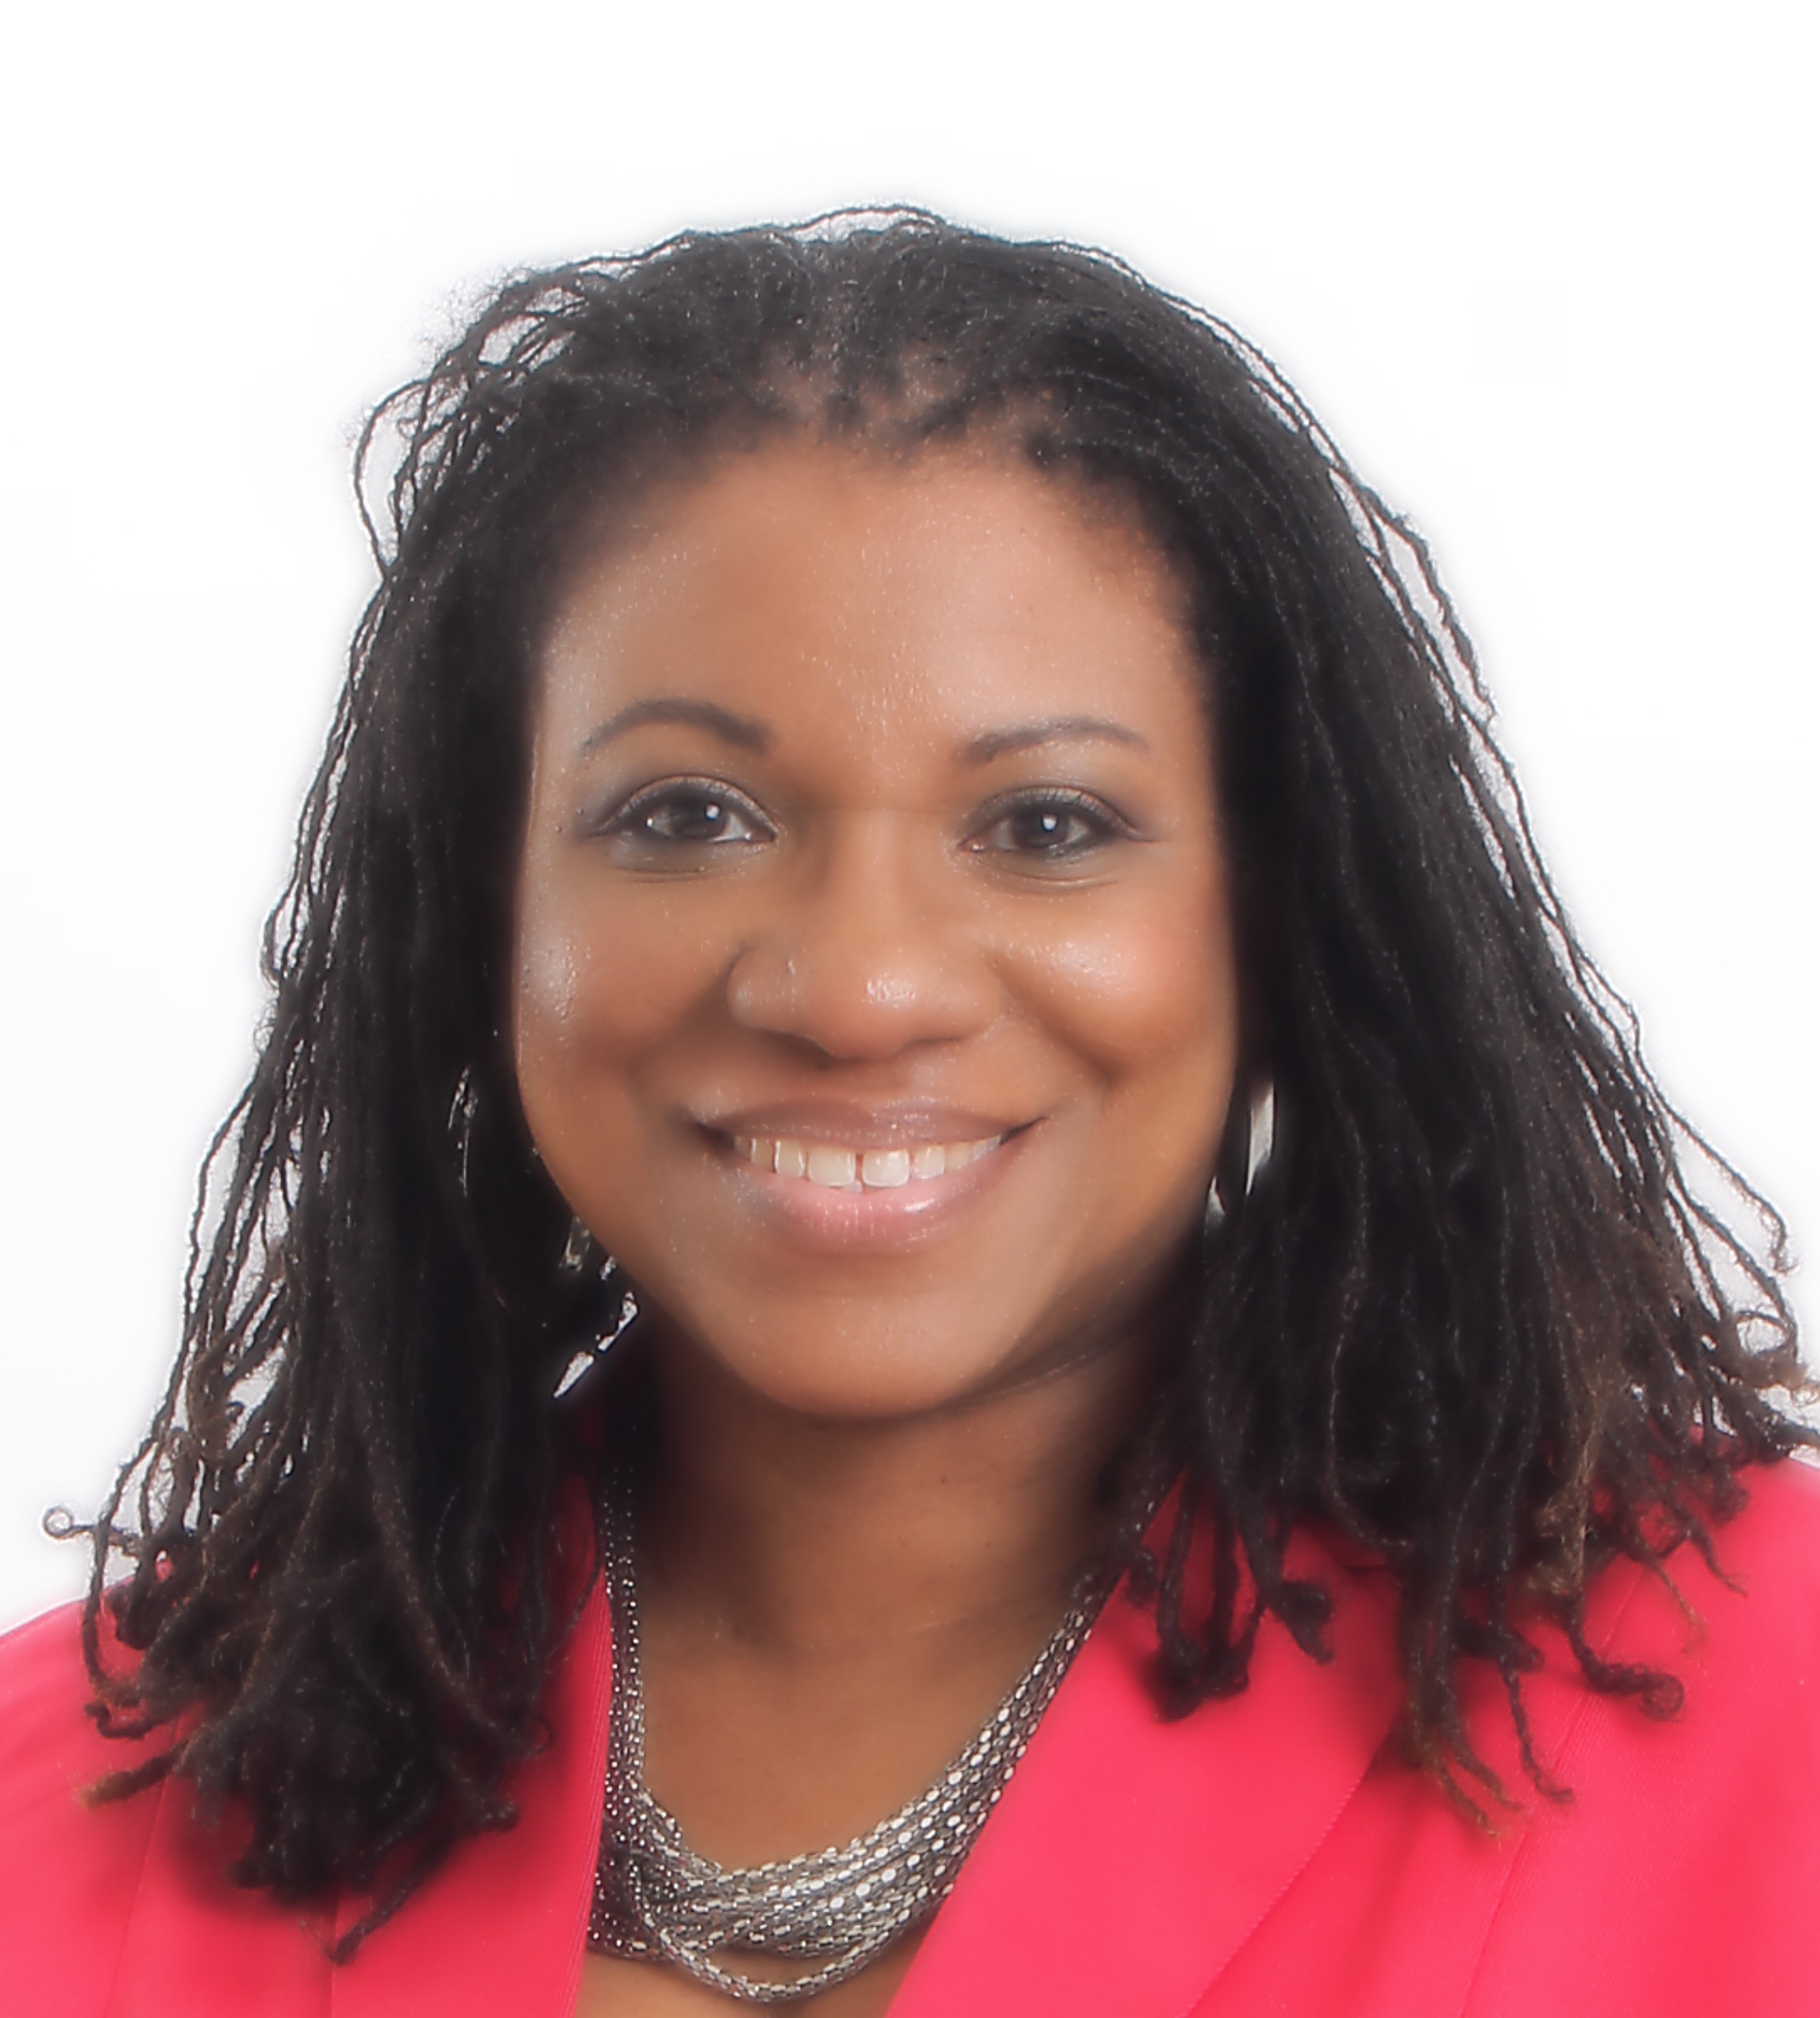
711, 1131, 1030, 1254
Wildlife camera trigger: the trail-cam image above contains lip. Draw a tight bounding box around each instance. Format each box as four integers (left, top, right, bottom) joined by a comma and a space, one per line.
696, 1105, 1038, 1255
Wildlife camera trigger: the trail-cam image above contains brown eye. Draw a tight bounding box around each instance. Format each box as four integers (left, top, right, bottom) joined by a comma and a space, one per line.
970, 792, 1125, 862
604, 781, 774, 849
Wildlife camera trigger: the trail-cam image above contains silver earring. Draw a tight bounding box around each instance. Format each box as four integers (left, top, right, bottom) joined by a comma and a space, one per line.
1205, 1078, 1276, 1231
559, 1214, 599, 1275
1245, 1080, 1276, 1192
448, 1069, 479, 1197
554, 1223, 639, 1396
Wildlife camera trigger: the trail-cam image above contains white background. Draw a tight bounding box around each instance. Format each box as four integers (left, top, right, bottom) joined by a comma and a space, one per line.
2, 0, 1814, 1630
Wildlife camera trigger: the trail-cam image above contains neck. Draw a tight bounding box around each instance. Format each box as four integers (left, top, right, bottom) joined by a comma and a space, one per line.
635, 1320, 1163, 1662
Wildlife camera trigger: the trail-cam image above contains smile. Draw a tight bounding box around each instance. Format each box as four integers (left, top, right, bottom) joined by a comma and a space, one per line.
730, 1134, 1005, 1189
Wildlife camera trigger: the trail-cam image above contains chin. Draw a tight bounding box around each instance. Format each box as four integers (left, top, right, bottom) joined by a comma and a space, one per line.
663, 1302, 1038, 1423
735, 1341, 1021, 1422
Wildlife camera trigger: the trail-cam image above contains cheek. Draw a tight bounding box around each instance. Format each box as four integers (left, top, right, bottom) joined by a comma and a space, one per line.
516, 872, 719, 1061
512, 880, 738, 1266
1005, 885, 1239, 1089
510, 869, 728, 1169
512, 872, 600, 1094
518, 927, 582, 1026
991, 879, 1237, 1315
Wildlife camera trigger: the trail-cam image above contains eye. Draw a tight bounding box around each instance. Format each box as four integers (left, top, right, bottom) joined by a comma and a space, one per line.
598, 780, 775, 851
967, 791, 1129, 865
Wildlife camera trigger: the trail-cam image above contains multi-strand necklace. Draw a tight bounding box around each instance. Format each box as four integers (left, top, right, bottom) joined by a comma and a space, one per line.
586, 1471, 1106, 2003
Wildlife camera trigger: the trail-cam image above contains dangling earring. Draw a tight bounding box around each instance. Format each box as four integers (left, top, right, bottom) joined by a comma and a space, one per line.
559, 1214, 599, 1275
448, 1069, 479, 1197
1245, 1079, 1276, 1193
1205, 1078, 1277, 1231
554, 1217, 639, 1397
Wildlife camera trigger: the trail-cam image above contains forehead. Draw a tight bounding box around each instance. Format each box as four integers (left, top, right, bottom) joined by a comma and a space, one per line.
535, 437, 1205, 764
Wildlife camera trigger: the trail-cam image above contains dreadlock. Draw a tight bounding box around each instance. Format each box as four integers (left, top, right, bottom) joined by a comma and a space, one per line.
80, 210, 1812, 1943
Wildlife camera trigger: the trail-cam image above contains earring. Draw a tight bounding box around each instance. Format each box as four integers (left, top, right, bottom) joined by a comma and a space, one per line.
1245, 1079, 1276, 1192
448, 1069, 479, 1197
554, 1220, 639, 1396
1205, 1078, 1276, 1231
559, 1214, 600, 1275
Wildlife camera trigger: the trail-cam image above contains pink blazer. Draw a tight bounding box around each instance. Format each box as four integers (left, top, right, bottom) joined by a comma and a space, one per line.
5, 1460, 1818, 2017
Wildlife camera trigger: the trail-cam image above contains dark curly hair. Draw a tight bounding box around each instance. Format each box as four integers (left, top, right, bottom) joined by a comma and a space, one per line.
79, 210, 1812, 1951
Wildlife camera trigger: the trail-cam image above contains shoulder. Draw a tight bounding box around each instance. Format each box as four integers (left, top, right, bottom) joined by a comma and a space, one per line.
1160, 1466, 1820, 2018
0, 1596, 160, 1832
1705, 1446, 1820, 1573
1462, 1456, 1820, 1811
1637, 1453, 1820, 1693
1721, 1446, 1820, 1569
0, 1600, 170, 2015
1551, 1454, 1820, 1805
1454, 1459, 1820, 2012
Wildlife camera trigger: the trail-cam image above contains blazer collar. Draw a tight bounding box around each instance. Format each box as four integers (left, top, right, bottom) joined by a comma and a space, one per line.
888, 1527, 1404, 2018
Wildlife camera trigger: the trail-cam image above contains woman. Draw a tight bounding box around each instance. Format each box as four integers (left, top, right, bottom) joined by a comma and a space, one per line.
2, 214, 1815, 2017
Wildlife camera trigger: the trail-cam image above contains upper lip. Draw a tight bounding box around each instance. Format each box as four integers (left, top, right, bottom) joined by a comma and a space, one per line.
696, 1100, 1033, 1149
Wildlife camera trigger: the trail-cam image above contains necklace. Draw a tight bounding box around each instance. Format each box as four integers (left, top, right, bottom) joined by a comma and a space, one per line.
586, 1472, 1105, 2003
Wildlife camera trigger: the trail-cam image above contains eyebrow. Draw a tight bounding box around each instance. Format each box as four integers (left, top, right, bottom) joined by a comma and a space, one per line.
577, 697, 771, 756
961, 716, 1150, 764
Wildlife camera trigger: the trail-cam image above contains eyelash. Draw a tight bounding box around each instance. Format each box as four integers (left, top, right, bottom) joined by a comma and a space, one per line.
595, 778, 776, 850
591, 780, 1133, 865
964, 788, 1132, 863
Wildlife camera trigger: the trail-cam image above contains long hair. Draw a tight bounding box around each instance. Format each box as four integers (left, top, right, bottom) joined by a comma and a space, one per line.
81, 211, 1811, 1943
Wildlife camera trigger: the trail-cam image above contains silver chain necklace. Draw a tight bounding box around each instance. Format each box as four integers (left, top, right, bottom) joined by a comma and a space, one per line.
586, 1472, 1105, 2003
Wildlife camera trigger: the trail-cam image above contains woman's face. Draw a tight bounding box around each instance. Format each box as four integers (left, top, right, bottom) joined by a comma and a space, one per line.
514, 438, 1239, 1419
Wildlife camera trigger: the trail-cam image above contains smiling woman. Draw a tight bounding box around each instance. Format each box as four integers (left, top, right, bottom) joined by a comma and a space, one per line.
2, 215, 1817, 2018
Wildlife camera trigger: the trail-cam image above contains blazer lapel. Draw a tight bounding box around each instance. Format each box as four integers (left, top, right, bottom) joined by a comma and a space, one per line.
328, 1569, 614, 2018
888, 1530, 1403, 2018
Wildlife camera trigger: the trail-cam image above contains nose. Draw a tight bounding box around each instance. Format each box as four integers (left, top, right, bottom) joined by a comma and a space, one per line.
725, 815, 1000, 1061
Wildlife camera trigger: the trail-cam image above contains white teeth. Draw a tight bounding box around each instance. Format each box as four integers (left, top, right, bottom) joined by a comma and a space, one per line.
806, 1145, 858, 1188
732, 1133, 1006, 1189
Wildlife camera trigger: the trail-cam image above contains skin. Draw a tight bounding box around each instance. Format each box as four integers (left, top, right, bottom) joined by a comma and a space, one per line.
513, 437, 1240, 2015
